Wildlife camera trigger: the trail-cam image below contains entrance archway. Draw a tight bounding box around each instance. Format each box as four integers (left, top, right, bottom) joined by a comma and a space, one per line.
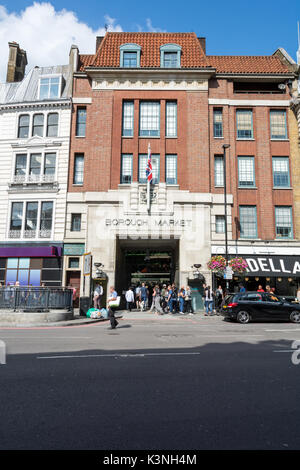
115, 238, 179, 293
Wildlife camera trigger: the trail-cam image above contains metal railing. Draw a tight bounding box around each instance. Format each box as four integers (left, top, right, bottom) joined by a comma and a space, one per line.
0, 286, 73, 312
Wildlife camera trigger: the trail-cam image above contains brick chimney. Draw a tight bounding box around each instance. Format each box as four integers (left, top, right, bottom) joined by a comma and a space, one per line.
96, 36, 104, 52
197, 37, 206, 55
6, 42, 27, 83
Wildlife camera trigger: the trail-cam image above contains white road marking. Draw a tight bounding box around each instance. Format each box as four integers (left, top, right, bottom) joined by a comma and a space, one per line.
37, 351, 202, 360
273, 350, 295, 353
266, 329, 300, 332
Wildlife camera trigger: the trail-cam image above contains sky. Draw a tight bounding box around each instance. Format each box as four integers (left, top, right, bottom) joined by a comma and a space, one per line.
0, 0, 299, 81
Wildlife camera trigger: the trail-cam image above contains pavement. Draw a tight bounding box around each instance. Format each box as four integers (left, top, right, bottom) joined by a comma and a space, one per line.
1, 312, 300, 450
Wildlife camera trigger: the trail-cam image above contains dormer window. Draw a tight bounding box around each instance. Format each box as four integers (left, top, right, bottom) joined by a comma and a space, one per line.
160, 44, 181, 68
120, 44, 141, 68
38, 75, 62, 100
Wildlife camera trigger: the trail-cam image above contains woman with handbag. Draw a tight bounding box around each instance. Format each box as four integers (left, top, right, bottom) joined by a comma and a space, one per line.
107, 286, 119, 329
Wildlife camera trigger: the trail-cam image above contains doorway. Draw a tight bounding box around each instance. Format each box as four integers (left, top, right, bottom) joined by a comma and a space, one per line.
66, 271, 81, 307
115, 238, 179, 293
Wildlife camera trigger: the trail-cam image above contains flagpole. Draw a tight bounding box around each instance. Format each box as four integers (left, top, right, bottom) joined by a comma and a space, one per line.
147, 143, 151, 213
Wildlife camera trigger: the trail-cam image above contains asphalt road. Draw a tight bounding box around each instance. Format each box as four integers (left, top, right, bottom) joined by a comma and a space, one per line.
0, 313, 300, 450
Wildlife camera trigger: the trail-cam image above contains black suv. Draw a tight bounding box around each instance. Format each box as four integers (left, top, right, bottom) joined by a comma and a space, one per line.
221, 291, 300, 324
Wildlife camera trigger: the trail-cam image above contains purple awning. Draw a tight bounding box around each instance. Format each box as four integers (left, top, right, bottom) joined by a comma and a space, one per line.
0, 246, 62, 257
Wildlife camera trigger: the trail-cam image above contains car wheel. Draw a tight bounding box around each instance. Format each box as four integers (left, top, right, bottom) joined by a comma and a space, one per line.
237, 310, 250, 324
290, 311, 300, 323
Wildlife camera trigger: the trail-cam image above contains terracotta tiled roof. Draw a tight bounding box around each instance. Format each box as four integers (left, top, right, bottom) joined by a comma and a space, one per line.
78, 54, 95, 71
82, 32, 209, 69
207, 55, 290, 74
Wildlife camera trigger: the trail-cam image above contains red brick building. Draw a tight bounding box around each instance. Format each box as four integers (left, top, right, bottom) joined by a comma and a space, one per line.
64, 32, 299, 302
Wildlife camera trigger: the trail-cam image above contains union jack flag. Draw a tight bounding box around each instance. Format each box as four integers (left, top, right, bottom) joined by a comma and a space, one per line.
146, 144, 152, 184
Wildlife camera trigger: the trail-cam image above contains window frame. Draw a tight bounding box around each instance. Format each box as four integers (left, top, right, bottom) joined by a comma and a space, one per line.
165, 154, 177, 185
8, 200, 54, 240
270, 109, 287, 140
120, 44, 141, 68
73, 153, 84, 185
215, 215, 225, 234
214, 155, 224, 187
18, 114, 30, 138
46, 112, 59, 137
75, 107, 87, 137
122, 101, 134, 137
239, 205, 258, 239
238, 156, 256, 188
71, 213, 82, 232
139, 101, 160, 137
275, 206, 293, 239
120, 154, 133, 184
213, 108, 223, 138
165, 101, 177, 138
160, 44, 181, 68
13, 151, 57, 183
38, 75, 62, 100
236, 109, 254, 140
138, 154, 160, 184
272, 156, 290, 188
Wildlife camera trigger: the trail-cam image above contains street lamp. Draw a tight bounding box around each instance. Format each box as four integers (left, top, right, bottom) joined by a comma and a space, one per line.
223, 144, 230, 290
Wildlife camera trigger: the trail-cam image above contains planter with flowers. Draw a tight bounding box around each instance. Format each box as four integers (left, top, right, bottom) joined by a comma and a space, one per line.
207, 255, 248, 275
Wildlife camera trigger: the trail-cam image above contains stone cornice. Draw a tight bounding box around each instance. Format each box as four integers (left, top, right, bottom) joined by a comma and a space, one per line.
0, 99, 71, 112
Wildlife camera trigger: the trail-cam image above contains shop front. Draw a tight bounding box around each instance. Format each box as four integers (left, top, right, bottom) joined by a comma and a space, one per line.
212, 249, 300, 297
0, 244, 63, 287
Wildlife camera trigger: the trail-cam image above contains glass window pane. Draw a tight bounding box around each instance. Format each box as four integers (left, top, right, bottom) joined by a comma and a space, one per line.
123, 52, 137, 67
7, 258, 18, 269
19, 258, 30, 269
6, 270, 17, 285
214, 156, 224, 187
32, 114, 44, 137
74, 154, 84, 184
40, 202, 53, 232
71, 214, 81, 232
29, 269, 41, 286
139, 154, 160, 184
10, 203, 23, 231
239, 206, 257, 238
18, 270, 29, 286
215, 216, 225, 233
139, 102, 160, 137
15, 154, 27, 176
273, 157, 290, 187
25, 202, 38, 231
44, 153, 56, 175
121, 154, 132, 184
275, 207, 292, 238
270, 111, 287, 139
237, 110, 253, 139
166, 102, 177, 137
122, 102, 134, 137
213, 109, 223, 137
29, 154, 42, 175
166, 155, 177, 184
47, 113, 58, 137
76, 108, 86, 137
18, 115, 30, 138
163, 52, 178, 68
238, 157, 255, 186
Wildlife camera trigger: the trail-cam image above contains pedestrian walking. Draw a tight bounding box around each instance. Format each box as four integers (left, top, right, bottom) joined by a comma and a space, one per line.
185, 286, 194, 315
125, 287, 134, 311
152, 285, 164, 315
135, 284, 141, 309
204, 286, 214, 316
215, 285, 224, 312
297, 287, 300, 303
178, 287, 186, 314
93, 283, 103, 309
140, 282, 148, 311
107, 286, 119, 329
257, 285, 265, 293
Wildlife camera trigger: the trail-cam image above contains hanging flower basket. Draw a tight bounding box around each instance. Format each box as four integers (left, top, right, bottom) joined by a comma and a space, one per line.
228, 257, 248, 273
207, 255, 226, 273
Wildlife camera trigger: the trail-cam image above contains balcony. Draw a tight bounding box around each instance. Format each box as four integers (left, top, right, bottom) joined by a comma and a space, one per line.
9, 174, 58, 191
8, 229, 52, 239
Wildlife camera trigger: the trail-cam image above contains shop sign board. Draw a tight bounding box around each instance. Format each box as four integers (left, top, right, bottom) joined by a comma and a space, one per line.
244, 255, 300, 277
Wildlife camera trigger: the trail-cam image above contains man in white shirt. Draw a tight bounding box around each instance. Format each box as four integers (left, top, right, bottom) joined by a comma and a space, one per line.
125, 287, 134, 311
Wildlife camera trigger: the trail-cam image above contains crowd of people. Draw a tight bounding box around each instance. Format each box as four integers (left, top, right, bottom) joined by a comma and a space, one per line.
123, 282, 194, 316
